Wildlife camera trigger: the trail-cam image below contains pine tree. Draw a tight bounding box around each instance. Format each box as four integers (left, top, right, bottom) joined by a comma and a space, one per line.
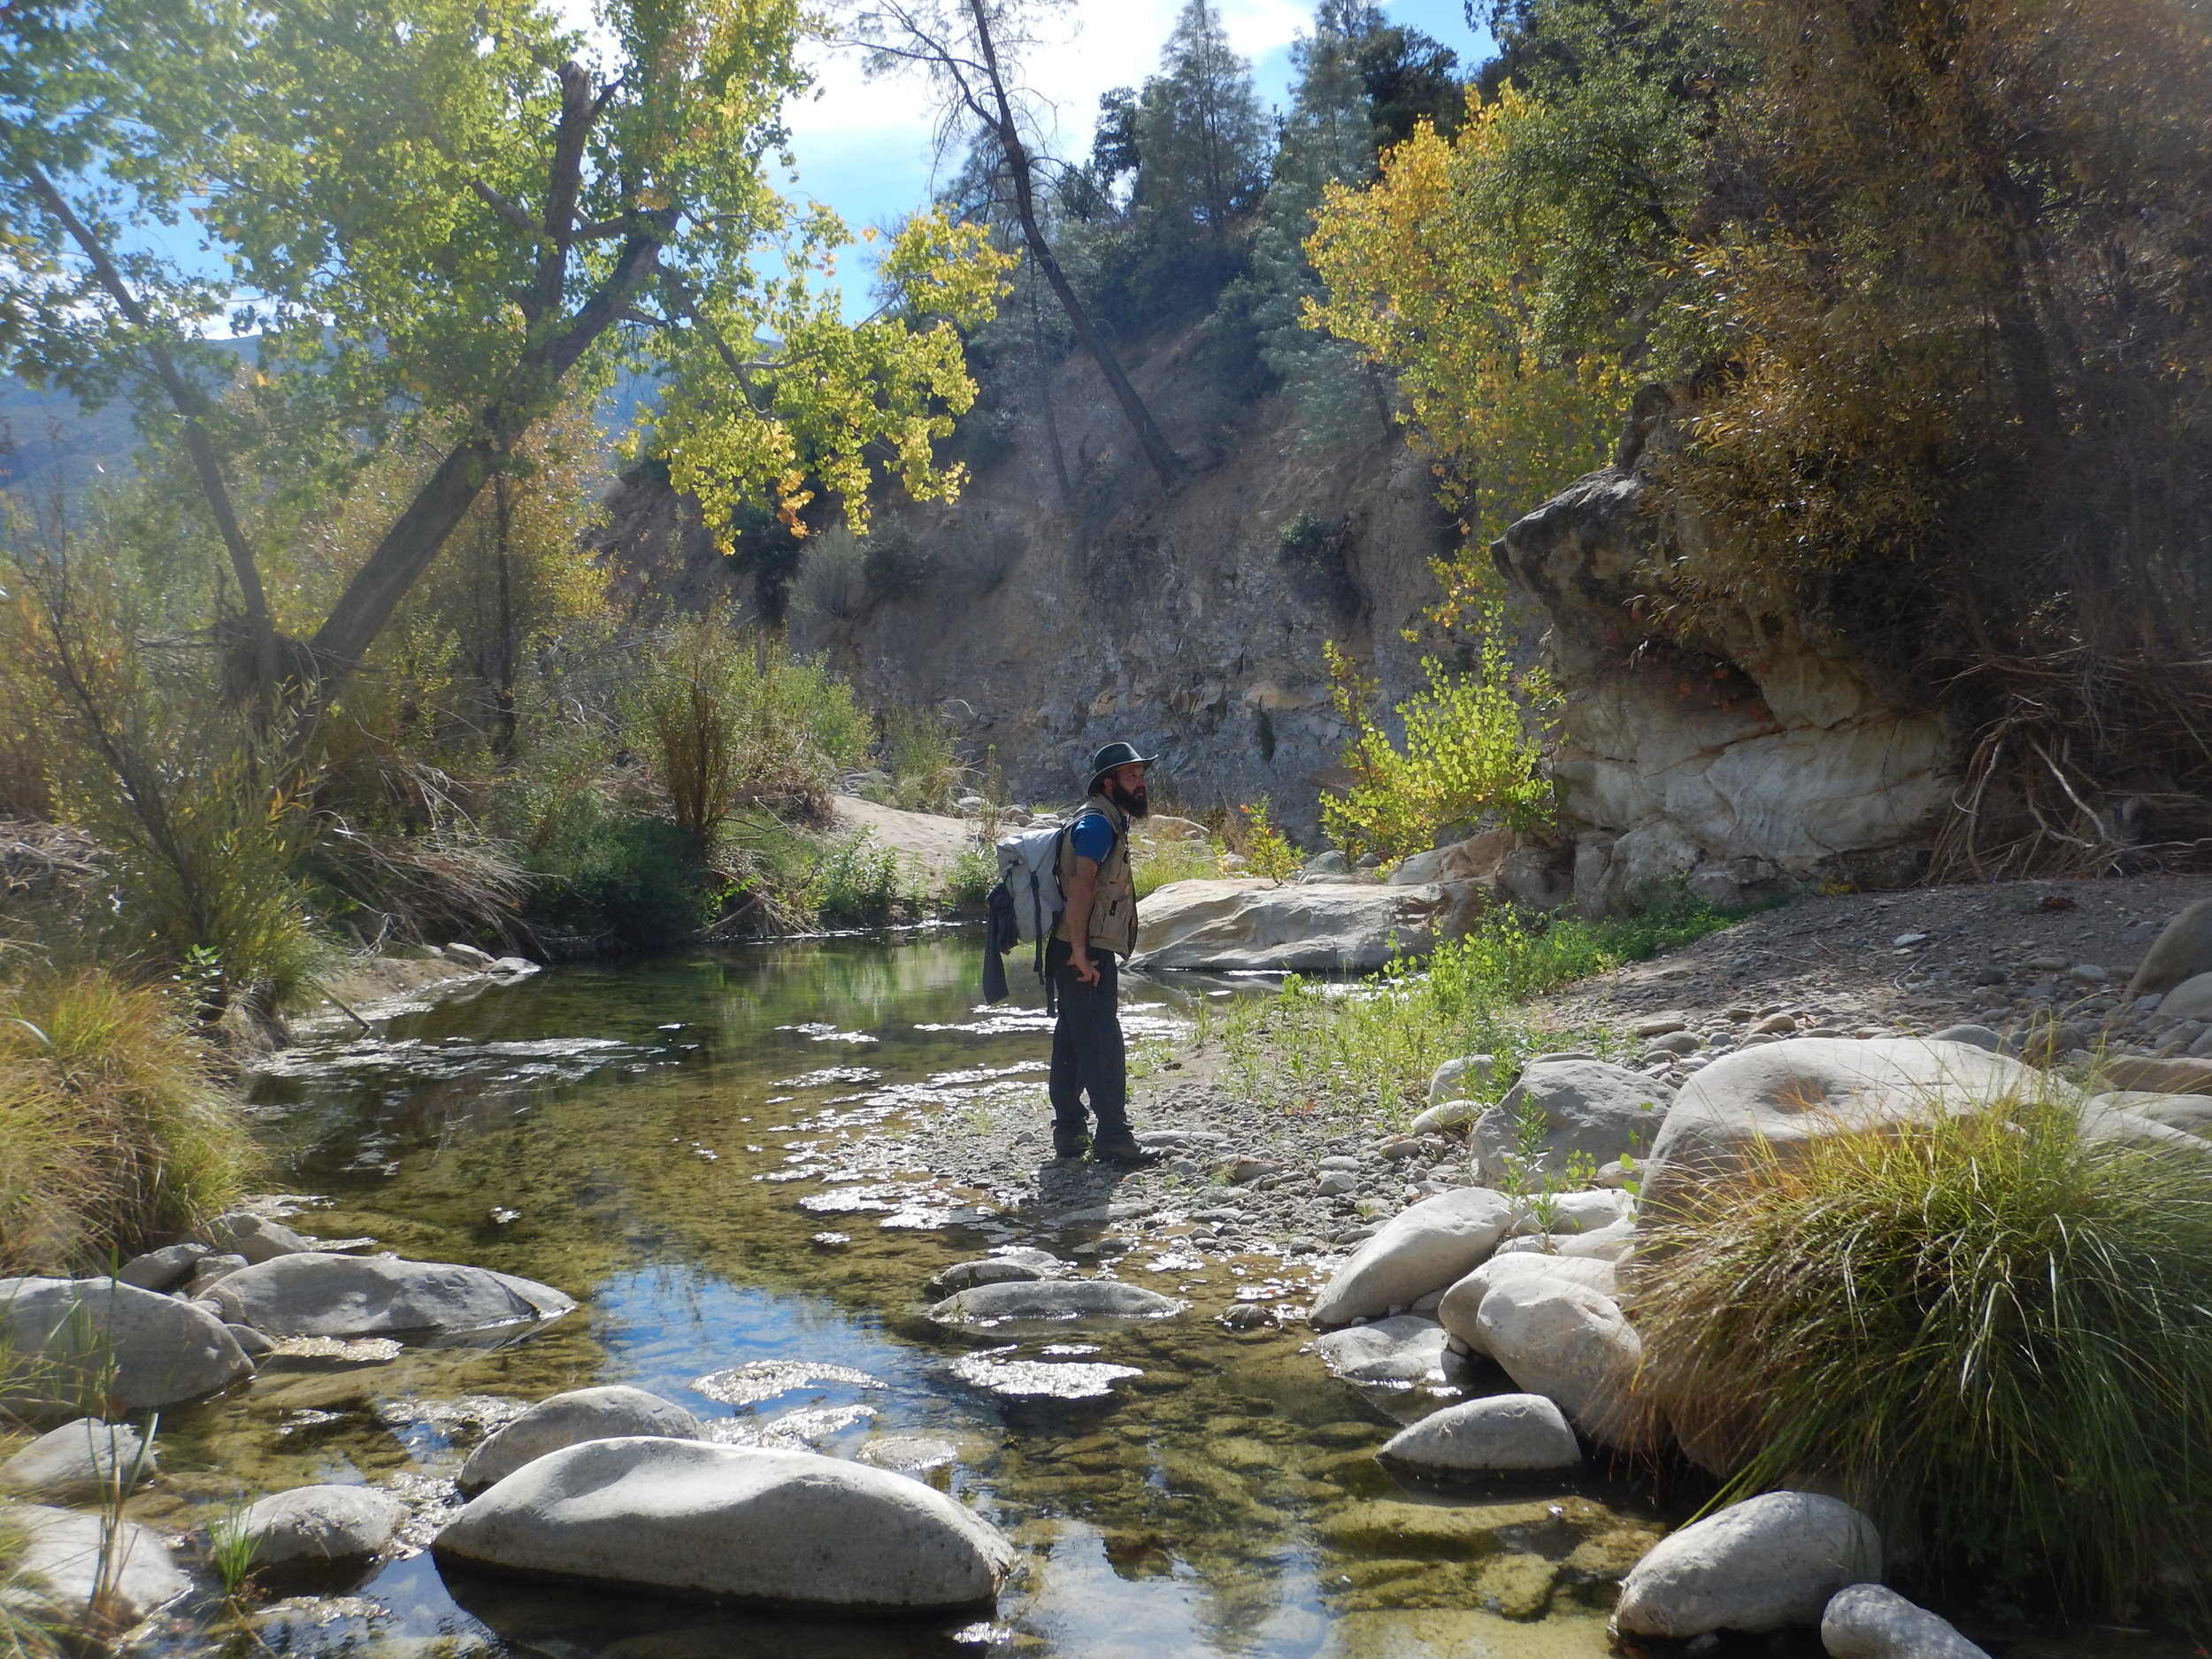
1134, 0, 1268, 238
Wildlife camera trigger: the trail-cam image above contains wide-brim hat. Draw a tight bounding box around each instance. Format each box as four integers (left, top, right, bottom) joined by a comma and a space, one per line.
1086, 741, 1156, 790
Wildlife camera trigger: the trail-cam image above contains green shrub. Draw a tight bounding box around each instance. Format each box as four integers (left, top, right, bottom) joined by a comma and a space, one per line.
524, 798, 716, 949
810, 834, 908, 928
0, 970, 255, 1275
942, 843, 995, 911
1630, 1102, 2212, 1614
1133, 833, 1221, 898
878, 707, 964, 813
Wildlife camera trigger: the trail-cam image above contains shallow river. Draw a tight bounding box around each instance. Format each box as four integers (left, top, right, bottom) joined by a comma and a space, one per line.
117, 933, 2169, 1659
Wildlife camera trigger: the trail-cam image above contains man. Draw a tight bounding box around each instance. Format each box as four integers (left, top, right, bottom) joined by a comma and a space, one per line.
1048, 741, 1159, 1164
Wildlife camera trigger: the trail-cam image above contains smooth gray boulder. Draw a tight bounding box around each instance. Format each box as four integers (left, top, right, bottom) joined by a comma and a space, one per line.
2157, 971, 2212, 1021
0, 1276, 253, 1415
2074, 1099, 2212, 1156
1438, 1254, 1618, 1355
1312, 1315, 1450, 1386
1309, 1187, 1515, 1327
460, 1386, 703, 1493
0, 1418, 155, 1499
116, 1242, 209, 1293
925, 1250, 1065, 1299
1641, 1039, 2057, 1218
2130, 899, 2212, 997
1130, 878, 1447, 972
1823, 1583, 1990, 1659
1471, 1057, 1672, 1187
0, 1502, 190, 1625
183, 1252, 251, 1299
1409, 1098, 1477, 1136
926, 1279, 1180, 1324
239, 1484, 405, 1565
2086, 1090, 2212, 1139
1427, 1054, 1494, 1104
1378, 1394, 1580, 1475
1613, 1491, 1883, 1637
433, 1438, 1016, 1610
1491, 1217, 1638, 1263
1928, 1024, 2002, 1052
1477, 1278, 1656, 1454
197, 1210, 319, 1264
1502, 1187, 1632, 1239
206, 1254, 574, 1339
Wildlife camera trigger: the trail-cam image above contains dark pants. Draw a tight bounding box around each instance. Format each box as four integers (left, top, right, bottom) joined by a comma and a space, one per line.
1047, 938, 1128, 1141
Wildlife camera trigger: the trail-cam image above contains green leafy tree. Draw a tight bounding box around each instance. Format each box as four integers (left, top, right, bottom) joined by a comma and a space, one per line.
1134, 0, 1268, 239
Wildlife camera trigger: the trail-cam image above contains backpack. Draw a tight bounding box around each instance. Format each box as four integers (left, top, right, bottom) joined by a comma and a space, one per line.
995, 822, 1071, 947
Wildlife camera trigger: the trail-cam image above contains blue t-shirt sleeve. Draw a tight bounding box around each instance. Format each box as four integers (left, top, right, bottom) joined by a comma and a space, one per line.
1068, 811, 1116, 865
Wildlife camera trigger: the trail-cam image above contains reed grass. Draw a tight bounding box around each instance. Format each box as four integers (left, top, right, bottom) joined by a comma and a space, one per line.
0, 969, 255, 1275
1629, 1101, 2212, 1613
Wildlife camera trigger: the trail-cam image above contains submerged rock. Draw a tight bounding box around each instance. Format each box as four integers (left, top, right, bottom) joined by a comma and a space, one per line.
240, 1484, 406, 1566
460, 1385, 703, 1493
1822, 1584, 1990, 1659
1613, 1491, 1883, 1638
1377, 1394, 1581, 1475
691, 1360, 882, 1408
0, 1502, 190, 1625
1310, 1187, 1515, 1327
206, 1254, 573, 1339
926, 1279, 1181, 1325
0, 1275, 254, 1415
433, 1438, 1017, 1610
0, 1417, 156, 1498
925, 1249, 1066, 1298
1312, 1315, 1451, 1387
943, 1354, 1142, 1402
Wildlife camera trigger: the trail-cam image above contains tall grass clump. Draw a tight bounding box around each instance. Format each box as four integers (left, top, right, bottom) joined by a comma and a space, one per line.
1207, 888, 1737, 1122
0, 971, 254, 1275
1630, 1102, 2212, 1614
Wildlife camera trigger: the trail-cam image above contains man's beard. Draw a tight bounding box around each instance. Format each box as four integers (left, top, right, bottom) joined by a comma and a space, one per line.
1106, 779, 1150, 818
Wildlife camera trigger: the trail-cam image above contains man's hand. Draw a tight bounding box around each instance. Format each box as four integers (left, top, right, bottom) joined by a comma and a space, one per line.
1071, 949, 1101, 986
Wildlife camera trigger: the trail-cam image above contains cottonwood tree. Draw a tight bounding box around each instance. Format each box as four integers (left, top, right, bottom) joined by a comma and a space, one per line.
849, 0, 1187, 487
0, 0, 1009, 727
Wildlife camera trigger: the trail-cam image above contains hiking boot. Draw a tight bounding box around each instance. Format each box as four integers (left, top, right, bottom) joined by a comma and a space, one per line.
1051, 1131, 1092, 1160
1089, 1134, 1161, 1167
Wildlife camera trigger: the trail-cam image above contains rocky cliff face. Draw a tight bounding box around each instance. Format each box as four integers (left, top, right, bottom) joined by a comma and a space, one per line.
1494, 411, 1959, 910
597, 323, 1459, 836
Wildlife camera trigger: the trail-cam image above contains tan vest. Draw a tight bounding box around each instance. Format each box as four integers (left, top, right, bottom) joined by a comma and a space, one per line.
1056, 794, 1138, 957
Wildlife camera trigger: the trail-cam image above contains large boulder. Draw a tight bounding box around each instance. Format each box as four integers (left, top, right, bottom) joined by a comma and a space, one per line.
1822, 1584, 1991, 1659
2129, 899, 2212, 997
1471, 1057, 1673, 1187
1310, 1187, 1515, 1327
1640, 1038, 2054, 1217
206, 1254, 573, 1339
434, 1438, 1016, 1611
0, 1418, 155, 1499
116, 1242, 209, 1293
239, 1484, 406, 1566
1312, 1315, 1451, 1387
1377, 1394, 1581, 1476
460, 1386, 703, 1493
0, 1276, 254, 1415
1438, 1254, 1618, 1355
2093, 1056, 2212, 1098
1476, 1278, 1657, 1454
2087, 1090, 2212, 1139
926, 1279, 1181, 1325
1130, 878, 1448, 972
2153, 971, 2212, 1022
0, 1502, 191, 1626
1613, 1491, 1882, 1638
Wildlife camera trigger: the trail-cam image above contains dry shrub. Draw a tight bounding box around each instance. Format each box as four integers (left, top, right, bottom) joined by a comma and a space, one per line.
0, 970, 255, 1276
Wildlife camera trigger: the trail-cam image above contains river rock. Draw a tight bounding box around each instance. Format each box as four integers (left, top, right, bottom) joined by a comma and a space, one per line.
0, 1418, 155, 1498
2072, 1099, 2212, 1156
185, 1252, 251, 1298
1640, 1039, 2054, 1218
198, 1210, 319, 1263
1493, 1217, 1638, 1263
1476, 1278, 1655, 1453
1438, 1255, 1618, 1355
1309, 1187, 1515, 1327
434, 1438, 1016, 1610
1312, 1315, 1451, 1386
0, 1276, 254, 1415
2156, 971, 2212, 1021
1927, 1023, 2002, 1052
1130, 878, 1447, 972
927, 1279, 1181, 1325
926, 1250, 1065, 1298
1471, 1057, 1673, 1187
1428, 1054, 1494, 1103
2093, 1055, 2212, 1097
0, 1502, 191, 1625
1378, 1393, 1581, 1475
2086, 1090, 2212, 1138
1503, 1188, 1632, 1238
1822, 1583, 1990, 1659
2129, 899, 2212, 997
460, 1386, 703, 1493
116, 1241, 210, 1293
1409, 1098, 1477, 1135
1613, 1491, 1883, 1638
206, 1254, 574, 1339
240, 1484, 406, 1565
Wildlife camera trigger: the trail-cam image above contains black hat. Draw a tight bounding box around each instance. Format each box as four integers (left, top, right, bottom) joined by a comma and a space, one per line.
1086, 741, 1156, 791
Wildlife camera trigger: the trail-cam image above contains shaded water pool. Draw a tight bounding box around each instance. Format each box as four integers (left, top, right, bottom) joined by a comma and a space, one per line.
100, 933, 2162, 1659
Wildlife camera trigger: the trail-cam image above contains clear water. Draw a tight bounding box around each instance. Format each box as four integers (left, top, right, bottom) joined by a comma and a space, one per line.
99, 934, 2164, 1659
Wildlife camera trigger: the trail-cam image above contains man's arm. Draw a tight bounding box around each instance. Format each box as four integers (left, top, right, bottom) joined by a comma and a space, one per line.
1064, 856, 1101, 985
